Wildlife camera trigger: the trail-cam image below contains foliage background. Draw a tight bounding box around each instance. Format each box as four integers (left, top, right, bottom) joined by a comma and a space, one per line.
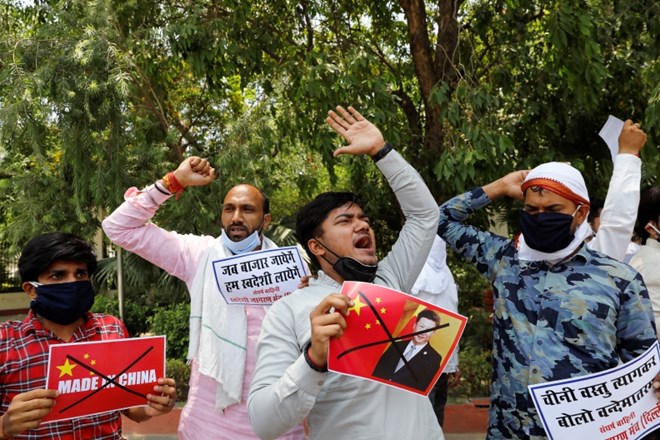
1, 0, 658, 399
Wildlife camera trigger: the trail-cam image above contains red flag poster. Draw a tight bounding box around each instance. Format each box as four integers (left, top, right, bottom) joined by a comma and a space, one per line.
328, 281, 467, 396
43, 336, 166, 422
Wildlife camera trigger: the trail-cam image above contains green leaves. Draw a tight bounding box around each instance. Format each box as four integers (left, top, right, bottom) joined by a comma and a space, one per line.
0, 0, 657, 257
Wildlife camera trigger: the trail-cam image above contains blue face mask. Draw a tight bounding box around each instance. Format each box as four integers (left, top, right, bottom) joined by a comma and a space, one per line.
220, 229, 262, 254
29, 280, 95, 325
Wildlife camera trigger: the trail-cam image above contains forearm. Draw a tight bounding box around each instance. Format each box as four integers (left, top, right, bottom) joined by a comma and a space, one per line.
123, 407, 152, 423
248, 356, 322, 439
375, 150, 440, 291
482, 178, 509, 201
102, 185, 204, 283
0, 414, 9, 440
588, 154, 641, 261
248, 305, 323, 439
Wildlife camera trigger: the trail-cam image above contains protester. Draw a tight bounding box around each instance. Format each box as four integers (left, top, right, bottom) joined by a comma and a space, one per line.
102, 160, 303, 439
409, 235, 460, 426
631, 187, 660, 339
248, 105, 442, 439
0, 232, 177, 439
437, 161, 657, 438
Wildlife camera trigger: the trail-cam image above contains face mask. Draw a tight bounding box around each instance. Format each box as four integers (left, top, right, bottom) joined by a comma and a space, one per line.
316, 241, 378, 283
29, 280, 95, 325
220, 228, 262, 255
519, 207, 580, 253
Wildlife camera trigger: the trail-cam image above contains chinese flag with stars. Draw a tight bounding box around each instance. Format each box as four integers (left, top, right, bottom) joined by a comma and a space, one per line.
43, 336, 166, 422
327, 282, 467, 396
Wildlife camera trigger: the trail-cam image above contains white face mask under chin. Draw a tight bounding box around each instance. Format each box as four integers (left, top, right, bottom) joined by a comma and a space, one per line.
220, 229, 262, 254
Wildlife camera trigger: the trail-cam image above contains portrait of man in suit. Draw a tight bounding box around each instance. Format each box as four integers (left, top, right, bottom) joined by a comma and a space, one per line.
371, 309, 443, 391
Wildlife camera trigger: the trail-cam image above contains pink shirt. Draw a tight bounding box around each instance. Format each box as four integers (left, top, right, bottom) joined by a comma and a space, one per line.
102, 186, 302, 440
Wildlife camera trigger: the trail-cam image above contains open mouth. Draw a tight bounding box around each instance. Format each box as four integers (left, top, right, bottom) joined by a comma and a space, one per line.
354, 235, 372, 250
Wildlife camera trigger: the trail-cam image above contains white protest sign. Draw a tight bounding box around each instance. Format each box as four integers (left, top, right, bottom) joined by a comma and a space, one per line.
212, 246, 308, 306
529, 341, 660, 440
598, 115, 624, 163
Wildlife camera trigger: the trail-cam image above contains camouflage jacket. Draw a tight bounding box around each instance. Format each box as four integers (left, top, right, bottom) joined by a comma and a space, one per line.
438, 188, 656, 439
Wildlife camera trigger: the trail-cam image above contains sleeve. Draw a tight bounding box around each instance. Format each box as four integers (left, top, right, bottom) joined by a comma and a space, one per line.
588, 154, 641, 261
374, 150, 440, 293
615, 271, 657, 362
247, 303, 325, 440
437, 188, 511, 279
101, 185, 208, 286
630, 251, 660, 340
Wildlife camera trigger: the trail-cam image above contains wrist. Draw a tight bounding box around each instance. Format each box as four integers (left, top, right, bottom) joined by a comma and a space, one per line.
618, 149, 641, 157
371, 142, 393, 163
161, 172, 185, 199
0, 415, 10, 440
303, 342, 328, 373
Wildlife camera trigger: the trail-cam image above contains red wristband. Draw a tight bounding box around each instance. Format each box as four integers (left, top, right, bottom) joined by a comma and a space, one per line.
162, 172, 185, 199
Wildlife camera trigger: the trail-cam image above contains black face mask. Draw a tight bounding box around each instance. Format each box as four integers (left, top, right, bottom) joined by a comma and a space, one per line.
519, 211, 575, 253
316, 241, 378, 283
30, 280, 95, 325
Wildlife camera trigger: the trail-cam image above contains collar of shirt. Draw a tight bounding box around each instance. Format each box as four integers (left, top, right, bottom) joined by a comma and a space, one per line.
21, 311, 103, 341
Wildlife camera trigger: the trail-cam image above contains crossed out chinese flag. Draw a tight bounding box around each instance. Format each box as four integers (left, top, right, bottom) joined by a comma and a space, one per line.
327, 282, 467, 396
44, 336, 166, 422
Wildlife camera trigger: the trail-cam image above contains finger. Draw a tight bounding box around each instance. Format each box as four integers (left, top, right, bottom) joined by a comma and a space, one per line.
14, 389, 58, 402
347, 106, 365, 122
623, 119, 633, 127
191, 159, 209, 173
19, 397, 57, 412
147, 393, 171, 407
157, 377, 176, 387
312, 322, 346, 340
310, 294, 354, 317
312, 310, 348, 329
332, 146, 351, 158
336, 105, 357, 124
326, 111, 350, 132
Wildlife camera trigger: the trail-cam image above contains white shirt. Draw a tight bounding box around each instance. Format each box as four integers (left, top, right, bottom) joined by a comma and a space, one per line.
630, 239, 660, 339
247, 151, 443, 440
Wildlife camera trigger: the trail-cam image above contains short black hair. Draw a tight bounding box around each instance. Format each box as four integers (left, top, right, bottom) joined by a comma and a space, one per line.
258, 188, 270, 215
637, 187, 660, 244
417, 309, 440, 325
588, 198, 604, 225
18, 232, 98, 282
295, 192, 361, 268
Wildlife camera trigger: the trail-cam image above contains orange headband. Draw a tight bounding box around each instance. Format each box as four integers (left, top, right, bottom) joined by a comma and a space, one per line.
521, 178, 590, 207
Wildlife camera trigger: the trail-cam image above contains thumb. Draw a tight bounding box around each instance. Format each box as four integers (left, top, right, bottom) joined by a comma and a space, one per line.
332, 146, 352, 157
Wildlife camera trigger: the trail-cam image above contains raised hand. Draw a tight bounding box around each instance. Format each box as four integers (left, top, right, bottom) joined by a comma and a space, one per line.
326, 106, 386, 158
618, 120, 647, 156
172, 157, 216, 188
483, 170, 530, 201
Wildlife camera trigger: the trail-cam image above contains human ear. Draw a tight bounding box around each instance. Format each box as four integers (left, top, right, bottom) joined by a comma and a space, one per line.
307, 238, 326, 258
262, 213, 272, 231
22, 282, 37, 300
575, 205, 589, 224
